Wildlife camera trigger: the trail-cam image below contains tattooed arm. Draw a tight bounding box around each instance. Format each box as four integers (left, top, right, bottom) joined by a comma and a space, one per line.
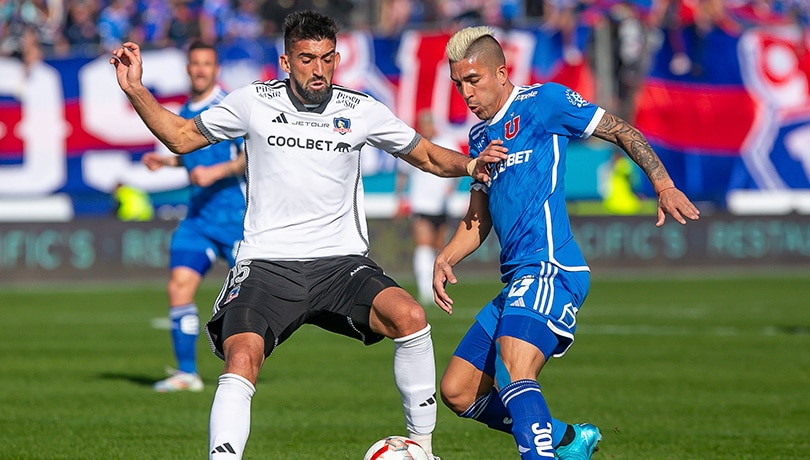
592, 112, 700, 226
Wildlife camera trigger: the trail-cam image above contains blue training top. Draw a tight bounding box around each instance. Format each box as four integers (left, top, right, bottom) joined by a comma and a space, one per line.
178, 86, 246, 238
468, 82, 605, 280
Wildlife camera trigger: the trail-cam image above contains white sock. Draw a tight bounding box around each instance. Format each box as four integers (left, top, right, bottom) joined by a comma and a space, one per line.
409, 432, 433, 457
413, 245, 435, 303
209, 373, 255, 459
393, 325, 437, 454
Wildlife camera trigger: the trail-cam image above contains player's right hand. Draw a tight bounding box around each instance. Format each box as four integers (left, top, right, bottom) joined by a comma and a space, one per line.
110, 42, 144, 92
473, 139, 508, 183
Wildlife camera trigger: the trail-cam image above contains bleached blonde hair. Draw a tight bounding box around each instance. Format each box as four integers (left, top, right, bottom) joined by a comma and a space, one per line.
445, 26, 497, 62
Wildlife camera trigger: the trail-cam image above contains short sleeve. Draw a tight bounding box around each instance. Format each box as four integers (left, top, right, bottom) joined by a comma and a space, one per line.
197, 85, 254, 142
363, 99, 420, 156
535, 82, 602, 139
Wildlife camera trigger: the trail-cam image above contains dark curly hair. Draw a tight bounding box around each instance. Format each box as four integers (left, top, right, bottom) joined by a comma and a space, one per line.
282, 10, 339, 52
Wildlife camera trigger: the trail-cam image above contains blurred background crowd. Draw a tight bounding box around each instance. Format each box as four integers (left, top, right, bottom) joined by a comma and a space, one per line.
2, 0, 808, 61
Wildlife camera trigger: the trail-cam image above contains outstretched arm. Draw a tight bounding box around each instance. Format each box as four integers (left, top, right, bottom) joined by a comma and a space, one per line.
189, 151, 246, 187
433, 189, 492, 314
403, 137, 507, 183
110, 42, 209, 154
592, 112, 700, 226
141, 151, 181, 170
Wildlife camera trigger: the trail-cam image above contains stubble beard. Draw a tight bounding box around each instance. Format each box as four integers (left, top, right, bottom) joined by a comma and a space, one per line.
293, 77, 330, 105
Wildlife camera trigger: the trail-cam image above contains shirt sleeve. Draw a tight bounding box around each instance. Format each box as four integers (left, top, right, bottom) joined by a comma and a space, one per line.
535, 82, 603, 139
197, 85, 254, 142
363, 99, 420, 156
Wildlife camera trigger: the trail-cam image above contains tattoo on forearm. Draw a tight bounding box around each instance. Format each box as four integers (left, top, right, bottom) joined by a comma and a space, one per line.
597, 113, 667, 182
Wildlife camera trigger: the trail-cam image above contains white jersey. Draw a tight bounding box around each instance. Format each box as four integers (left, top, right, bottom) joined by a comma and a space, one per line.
402, 133, 460, 216
197, 79, 420, 261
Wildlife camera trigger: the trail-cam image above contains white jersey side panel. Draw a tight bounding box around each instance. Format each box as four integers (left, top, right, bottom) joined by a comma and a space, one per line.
199, 80, 418, 260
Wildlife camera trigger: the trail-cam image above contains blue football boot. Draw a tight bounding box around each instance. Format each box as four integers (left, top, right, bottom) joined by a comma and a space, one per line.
555, 423, 601, 459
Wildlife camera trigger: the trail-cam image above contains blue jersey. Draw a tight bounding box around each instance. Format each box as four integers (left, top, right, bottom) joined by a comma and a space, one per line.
468, 83, 604, 280
178, 86, 246, 239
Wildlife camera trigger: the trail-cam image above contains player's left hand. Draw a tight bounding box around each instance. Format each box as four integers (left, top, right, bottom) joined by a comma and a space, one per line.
656, 187, 700, 226
433, 257, 457, 314
472, 140, 508, 182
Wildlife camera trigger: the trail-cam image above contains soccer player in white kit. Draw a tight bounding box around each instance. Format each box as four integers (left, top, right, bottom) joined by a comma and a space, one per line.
395, 110, 461, 304
110, 10, 505, 460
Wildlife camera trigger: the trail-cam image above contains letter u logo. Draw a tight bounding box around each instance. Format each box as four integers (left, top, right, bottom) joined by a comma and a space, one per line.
505, 116, 520, 140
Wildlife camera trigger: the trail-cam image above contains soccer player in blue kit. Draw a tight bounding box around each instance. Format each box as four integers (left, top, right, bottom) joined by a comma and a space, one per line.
433, 27, 700, 459
141, 41, 246, 393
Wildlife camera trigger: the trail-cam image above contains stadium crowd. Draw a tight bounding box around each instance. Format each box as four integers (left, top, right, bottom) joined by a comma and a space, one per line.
2, 0, 808, 61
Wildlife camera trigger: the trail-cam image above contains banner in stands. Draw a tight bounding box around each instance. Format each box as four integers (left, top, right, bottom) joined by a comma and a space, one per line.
1, 25, 808, 218
635, 24, 810, 203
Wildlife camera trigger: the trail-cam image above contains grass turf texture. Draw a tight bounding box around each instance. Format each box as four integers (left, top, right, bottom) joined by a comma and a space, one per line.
2, 273, 809, 459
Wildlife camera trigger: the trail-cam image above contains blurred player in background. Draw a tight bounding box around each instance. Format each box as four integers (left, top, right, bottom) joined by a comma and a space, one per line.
140, 41, 246, 393
433, 26, 700, 459
395, 110, 461, 305
111, 10, 504, 459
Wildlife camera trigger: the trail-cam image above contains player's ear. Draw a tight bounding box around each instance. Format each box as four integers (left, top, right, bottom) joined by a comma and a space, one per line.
496, 64, 508, 85
334, 51, 341, 68
279, 54, 290, 74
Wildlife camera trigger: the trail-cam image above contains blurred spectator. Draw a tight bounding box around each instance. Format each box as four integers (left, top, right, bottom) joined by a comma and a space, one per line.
377, 0, 414, 35
113, 183, 155, 221
526, 0, 545, 18
97, 0, 138, 51
310, 0, 354, 27
260, 0, 307, 35
500, 0, 522, 27
1, 0, 62, 57
648, 0, 741, 76
58, 0, 99, 56
199, 0, 230, 44
598, 151, 642, 215
138, 0, 173, 46
19, 24, 44, 74
448, 0, 502, 26
165, 0, 202, 48
394, 110, 460, 304
542, 0, 587, 65
607, 1, 651, 120
225, 0, 261, 41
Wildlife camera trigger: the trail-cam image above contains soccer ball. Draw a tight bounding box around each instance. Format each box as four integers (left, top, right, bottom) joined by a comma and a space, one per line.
363, 436, 430, 460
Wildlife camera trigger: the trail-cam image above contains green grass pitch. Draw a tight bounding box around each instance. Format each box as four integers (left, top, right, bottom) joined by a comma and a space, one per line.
2, 272, 809, 459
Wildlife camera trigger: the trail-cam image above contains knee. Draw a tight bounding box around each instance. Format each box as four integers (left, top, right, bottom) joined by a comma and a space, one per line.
401, 303, 427, 330
167, 277, 194, 302
386, 302, 428, 338
222, 336, 265, 384
439, 375, 473, 415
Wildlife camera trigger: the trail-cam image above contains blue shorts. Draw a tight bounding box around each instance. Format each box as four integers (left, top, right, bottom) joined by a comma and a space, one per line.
454, 262, 590, 373
169, 219, 242, 276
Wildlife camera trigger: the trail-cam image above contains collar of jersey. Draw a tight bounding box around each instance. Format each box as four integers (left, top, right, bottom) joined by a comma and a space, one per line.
488, 85, 521, 125
284, 78, 332, 114
187, 85, 224, 112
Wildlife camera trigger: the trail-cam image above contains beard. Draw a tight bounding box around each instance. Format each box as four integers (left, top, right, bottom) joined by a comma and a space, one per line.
292, 76, 331, 105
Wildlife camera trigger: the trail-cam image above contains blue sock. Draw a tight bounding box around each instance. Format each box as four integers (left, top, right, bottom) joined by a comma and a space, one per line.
460, 387, 569, 448
459, 387, 513, 433
500, 379, 554, 459
170, 304, 199, 374
551, 418, 569, 447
